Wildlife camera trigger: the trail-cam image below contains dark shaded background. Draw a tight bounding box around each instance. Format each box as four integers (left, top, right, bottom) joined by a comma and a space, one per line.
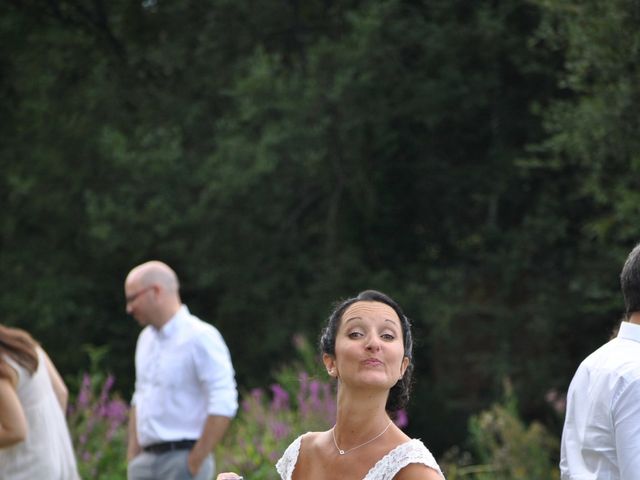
2, 0, 639, 455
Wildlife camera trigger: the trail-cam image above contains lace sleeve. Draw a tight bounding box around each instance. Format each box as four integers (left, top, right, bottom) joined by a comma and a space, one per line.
275, 435, 303, 480
365, 439, 445, 479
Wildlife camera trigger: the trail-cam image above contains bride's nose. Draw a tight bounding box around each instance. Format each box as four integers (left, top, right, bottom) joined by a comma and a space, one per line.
365, 335, 381, 351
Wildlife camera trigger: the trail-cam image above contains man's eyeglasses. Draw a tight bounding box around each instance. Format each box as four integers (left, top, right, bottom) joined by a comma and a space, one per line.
126, 286, 153, 304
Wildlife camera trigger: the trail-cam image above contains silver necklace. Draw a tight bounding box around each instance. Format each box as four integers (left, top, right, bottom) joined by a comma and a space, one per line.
331, 420, 393, 455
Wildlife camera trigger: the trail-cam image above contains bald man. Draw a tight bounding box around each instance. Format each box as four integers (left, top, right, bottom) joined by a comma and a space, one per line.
125, 261, 238, 480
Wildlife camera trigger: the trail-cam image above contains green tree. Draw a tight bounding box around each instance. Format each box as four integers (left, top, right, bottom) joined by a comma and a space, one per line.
4, 0, 637, 458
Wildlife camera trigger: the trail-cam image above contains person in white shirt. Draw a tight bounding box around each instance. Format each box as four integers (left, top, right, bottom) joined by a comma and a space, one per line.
125, 260, 238, 480
560, 243, 640, 479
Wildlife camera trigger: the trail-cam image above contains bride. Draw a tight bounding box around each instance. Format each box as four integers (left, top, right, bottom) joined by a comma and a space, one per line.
219, 290, 444, 480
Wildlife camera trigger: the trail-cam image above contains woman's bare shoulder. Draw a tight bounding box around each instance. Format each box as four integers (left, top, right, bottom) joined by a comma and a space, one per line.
299, 430, 327, 449
394, 462, 443, 480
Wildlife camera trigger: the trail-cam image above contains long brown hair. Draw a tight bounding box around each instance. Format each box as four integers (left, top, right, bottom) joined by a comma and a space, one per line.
0, 324, 39, 380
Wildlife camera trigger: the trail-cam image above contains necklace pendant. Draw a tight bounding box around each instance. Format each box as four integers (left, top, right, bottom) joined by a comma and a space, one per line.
332, 420, 392, 457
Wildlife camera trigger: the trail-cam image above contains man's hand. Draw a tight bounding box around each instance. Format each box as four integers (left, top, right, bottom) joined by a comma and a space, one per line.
187, 446, 207, 476
127, 406, 142, 462
188, 415, 232, 474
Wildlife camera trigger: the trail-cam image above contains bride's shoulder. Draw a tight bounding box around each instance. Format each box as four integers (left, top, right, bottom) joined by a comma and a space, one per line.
276, 431, 330, 480
278, 432, 326, 463
396, 439, 443, 479
368, 439, 444, 480
299, 431, 325, 447
394, 462, 444, 480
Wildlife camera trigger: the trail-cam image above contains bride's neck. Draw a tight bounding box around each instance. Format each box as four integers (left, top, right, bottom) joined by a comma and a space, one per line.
334, 389, 389, 432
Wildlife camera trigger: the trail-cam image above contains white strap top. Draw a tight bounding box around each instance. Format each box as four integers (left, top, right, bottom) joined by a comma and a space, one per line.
276, 435, 445, 479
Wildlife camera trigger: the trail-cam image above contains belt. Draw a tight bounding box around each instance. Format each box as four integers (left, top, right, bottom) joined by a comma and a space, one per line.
143, 440, 197, 454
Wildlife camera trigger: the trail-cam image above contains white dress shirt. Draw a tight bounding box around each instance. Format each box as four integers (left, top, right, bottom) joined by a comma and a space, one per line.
560, 321, 640, 479
132, 305, 238, 447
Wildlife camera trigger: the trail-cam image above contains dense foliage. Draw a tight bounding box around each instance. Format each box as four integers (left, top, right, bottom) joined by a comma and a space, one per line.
2, 0, 640, 455
70, 343, 560, 479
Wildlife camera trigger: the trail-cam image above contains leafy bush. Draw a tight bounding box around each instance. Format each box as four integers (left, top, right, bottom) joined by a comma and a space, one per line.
442, 381, 560, 480
215, 372, 337, 479
65, 341, 561, 480
67, 348, 129, 480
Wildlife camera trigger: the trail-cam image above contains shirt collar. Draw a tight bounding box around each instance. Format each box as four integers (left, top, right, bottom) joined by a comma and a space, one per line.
617, 321, 640, 343
156, 305, 189, 339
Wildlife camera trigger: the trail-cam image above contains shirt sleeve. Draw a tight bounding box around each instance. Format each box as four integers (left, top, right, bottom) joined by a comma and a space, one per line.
613, 377, 640, 479
130, 328, 150, 407
191, 325, 238, 418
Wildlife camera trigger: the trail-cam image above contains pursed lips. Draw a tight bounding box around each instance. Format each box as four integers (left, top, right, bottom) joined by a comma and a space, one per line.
362, 358, 383, 367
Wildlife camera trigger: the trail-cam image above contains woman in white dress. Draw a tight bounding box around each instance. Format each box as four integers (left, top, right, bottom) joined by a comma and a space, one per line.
0, 324, 81, 480
219, 290, 444, 480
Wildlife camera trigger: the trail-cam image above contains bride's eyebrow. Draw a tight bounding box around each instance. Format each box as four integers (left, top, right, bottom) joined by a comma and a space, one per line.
343, 316, 363, 324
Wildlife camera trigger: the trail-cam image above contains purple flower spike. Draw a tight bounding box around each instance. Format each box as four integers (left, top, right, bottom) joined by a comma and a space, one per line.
77, 373, 92, 409
251, 388, 263, 403
394, 409, 409, 429
270, 384, 289, 412
270, 420, 290, 441
100, 374, 115, 403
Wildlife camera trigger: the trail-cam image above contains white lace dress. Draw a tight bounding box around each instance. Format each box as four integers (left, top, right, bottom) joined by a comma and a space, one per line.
276, 435, 444, 479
